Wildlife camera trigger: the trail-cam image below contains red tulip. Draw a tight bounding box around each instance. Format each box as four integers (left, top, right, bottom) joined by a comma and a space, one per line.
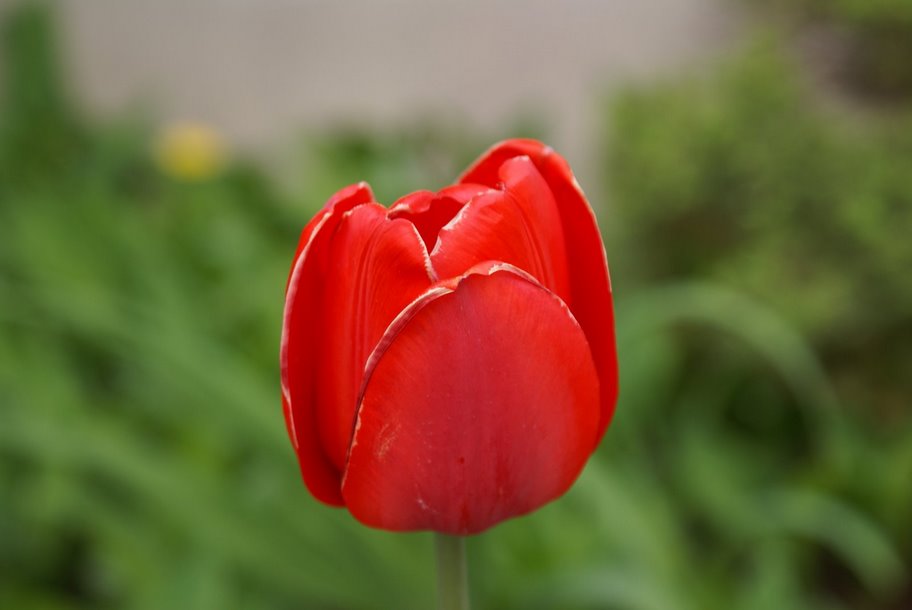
280, 139, 617, 535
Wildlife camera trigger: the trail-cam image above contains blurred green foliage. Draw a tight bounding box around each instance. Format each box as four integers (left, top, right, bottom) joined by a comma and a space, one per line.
608, 41, 912, 416
606, 37, 912, 610
0, 3, 910, 610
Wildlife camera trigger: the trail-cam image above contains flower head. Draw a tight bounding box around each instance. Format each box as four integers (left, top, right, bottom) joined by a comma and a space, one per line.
281, 139, 617, 534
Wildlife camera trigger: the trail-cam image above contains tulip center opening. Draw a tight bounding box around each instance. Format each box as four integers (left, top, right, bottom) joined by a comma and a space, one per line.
388, 195, 465, 251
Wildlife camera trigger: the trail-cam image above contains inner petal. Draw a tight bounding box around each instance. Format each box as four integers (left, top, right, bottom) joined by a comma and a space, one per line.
387, 184, 489, 251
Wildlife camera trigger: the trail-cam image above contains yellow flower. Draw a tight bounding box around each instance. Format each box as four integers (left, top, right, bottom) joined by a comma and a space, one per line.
154, 122, 227, 181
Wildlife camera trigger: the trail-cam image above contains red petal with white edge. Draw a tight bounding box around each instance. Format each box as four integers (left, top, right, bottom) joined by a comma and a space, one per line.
316, 203, 434, 470
432, 156, 570, 302
281, 189, 432, 505
285, 182, 373, 292
341, 264, 600, 534
461, 139, 618, 447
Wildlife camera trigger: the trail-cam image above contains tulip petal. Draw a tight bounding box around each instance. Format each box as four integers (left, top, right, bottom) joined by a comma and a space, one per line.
285, 182, 373, 292
388, 191, 465, 252
436, 182, 492, 204
460, 139, 618, 445
281, 188, 432, 505
341, 264, 600, 534
387, 184, 491, 252
316, 203, 435, 469
432, 157, 570, 301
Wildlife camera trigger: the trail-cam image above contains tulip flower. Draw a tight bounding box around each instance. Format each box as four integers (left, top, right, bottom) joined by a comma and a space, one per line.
280, 139, 617, 606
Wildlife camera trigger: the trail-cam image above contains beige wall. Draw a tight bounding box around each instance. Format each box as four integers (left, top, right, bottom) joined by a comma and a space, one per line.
54, 0, 740, 177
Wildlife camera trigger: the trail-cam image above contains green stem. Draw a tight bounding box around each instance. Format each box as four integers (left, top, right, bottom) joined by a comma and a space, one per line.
435, 534, 469, 610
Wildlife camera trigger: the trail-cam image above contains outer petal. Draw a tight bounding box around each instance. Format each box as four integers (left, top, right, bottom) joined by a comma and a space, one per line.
461, 139, 618, 446
281, 189, 432, 505
341, 264, 600, 534
432, 156, 571, 302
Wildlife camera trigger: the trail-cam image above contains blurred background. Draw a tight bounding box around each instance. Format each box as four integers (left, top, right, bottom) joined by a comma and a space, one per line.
1, 0, 910, 608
